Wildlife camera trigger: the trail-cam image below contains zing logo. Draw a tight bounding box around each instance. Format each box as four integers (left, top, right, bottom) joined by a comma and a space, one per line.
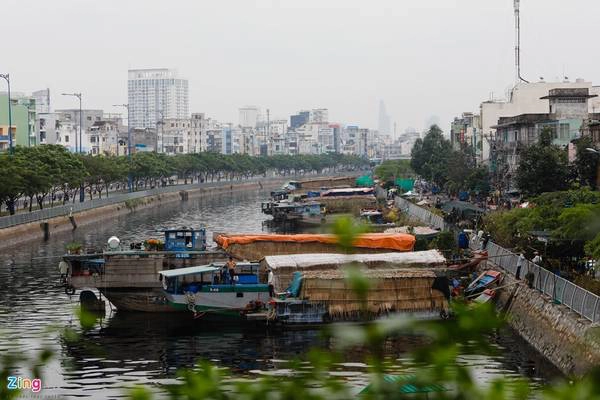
7, 376, 42, 393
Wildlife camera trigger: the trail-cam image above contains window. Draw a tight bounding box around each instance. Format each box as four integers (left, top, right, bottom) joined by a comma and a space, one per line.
65, 135, 69, 142
87, 116, 92, 121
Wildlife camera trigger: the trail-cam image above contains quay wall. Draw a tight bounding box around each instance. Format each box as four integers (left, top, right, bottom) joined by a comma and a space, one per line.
489, 264, 600, 377
394, 193, 600, 376
0, 174, 356, 250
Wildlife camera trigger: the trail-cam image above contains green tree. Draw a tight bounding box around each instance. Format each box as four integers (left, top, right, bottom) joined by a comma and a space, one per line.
515, 128, 570, 196
574, 136, 598, 188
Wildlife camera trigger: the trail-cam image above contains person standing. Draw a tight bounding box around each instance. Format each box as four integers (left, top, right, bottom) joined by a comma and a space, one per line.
58, 260, 69, 283
532, 251, 542, 265
226, 257, 237, 284
267, 268, 275, 298
516, 251, 525, 280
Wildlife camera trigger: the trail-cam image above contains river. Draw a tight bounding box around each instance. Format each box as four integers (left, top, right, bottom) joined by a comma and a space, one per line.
0, 188, 562, 399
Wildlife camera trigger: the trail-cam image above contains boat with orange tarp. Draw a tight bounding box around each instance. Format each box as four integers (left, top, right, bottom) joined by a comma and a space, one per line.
214, 233, 416, 261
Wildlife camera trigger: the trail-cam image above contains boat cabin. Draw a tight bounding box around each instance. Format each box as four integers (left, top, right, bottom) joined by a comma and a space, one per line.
162, 228, 207, 251
262, 201, 322, 221
160, 262, 267, 294
360, 208, 385, 224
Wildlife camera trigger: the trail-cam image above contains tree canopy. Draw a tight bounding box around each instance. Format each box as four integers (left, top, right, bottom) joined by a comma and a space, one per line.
0, 147, 368, 215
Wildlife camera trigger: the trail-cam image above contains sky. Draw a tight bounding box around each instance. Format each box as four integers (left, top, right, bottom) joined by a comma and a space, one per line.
2, 0, 600, 134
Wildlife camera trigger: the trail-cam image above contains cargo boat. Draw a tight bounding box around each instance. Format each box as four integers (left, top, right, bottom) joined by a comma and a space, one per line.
63, 228, 228, 312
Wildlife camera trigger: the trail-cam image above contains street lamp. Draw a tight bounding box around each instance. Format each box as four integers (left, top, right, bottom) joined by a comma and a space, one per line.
61, 92, 82, 153
113, 103, 133, 192
0, 74, 13, 154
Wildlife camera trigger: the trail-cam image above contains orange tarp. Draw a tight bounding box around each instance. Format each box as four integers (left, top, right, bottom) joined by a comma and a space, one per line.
214, 233, 415, 252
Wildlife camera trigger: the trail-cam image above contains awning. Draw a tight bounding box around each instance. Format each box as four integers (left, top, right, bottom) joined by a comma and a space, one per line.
159, 265, 220, 278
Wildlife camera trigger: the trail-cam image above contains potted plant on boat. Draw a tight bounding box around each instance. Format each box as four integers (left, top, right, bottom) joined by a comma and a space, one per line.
66, 242, 83, 255
144, 238, 164, 251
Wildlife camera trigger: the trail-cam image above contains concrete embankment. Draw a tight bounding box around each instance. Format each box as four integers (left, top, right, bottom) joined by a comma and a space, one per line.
394, 194, 600, 376
485, 264, 600, 377
0, 175, 357, 250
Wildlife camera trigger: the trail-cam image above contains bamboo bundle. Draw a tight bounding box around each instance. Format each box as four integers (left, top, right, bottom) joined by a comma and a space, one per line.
299, 269, 448, 320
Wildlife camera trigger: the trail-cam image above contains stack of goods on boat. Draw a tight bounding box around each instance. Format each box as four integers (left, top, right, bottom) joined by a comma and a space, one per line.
262, 250, 451, 324
214, 232, 416, 261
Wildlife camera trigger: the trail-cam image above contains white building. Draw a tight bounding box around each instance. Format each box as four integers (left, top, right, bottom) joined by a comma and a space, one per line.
310, 108, 328, 124
239, 106, 260, 128
190, 113, 207, 153
128, 68, 189, 129
162, 118, 190, 154
478, 79, 600, 163
32, 89, 50, 114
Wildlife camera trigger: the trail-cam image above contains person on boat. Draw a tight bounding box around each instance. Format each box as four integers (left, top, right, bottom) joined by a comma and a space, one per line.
267, 268, 274, 297
58, 260, 69, 283
226, 257, 237, 284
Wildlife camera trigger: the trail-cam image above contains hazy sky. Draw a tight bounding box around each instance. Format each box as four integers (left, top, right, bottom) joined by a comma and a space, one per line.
3, 0, 599, 133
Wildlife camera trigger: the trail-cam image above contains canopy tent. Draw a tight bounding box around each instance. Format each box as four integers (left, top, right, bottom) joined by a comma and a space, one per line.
355, 175, 374, 187
395, 178, 415, 192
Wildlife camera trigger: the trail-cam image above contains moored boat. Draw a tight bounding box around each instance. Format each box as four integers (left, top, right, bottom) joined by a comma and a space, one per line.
465, 270, 502, 296
160, 263, 271, 320
63, 228, 229, 312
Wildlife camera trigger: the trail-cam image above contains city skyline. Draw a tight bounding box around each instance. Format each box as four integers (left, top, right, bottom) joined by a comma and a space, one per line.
3, 0, 600, 133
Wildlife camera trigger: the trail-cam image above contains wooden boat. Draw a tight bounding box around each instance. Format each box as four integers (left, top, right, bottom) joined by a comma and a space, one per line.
160, 263, 270, 320
473, 288, 497, 303
214, 232, 416, 262
261, 200, 324, 224
264, 251, 451, 325
63, 228, 229, 312
465, 270, 502, 296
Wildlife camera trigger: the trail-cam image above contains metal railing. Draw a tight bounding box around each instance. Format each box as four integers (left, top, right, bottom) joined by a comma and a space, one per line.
394, 196, 446, 230
392, 194, 600, 324
482, 240, 600, 324
0, 172, 358, 230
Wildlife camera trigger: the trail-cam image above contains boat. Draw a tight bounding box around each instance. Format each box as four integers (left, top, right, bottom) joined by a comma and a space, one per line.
160, 263, 271, 320
465, 270, 502, 296
472, 288, 497, 303
261, 200, 324, 224
264, 251, 451, 325
214, 232, 416, 261
63, 228, 229, 312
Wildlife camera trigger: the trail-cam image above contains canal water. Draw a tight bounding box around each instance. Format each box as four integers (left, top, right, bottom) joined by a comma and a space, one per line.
0, 189, 562, 399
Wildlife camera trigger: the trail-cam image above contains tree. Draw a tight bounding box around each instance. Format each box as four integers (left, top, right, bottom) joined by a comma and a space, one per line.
515, 128, 570, 196
410, 125, 453, 187
574, 136, 598, 188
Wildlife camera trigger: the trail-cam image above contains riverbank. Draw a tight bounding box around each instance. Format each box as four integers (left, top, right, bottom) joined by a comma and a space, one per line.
0, 175, 357, 250
393, 193, 600, 377
489, 267, 600, 376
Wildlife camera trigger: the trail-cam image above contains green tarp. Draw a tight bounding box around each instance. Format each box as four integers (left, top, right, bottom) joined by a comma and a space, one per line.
356, 175, 374, 187
395, 178, 415, 192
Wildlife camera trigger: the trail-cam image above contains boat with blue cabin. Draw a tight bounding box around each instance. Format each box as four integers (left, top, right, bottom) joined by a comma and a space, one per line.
160, 262, 271, 320
63, 227, 228, 312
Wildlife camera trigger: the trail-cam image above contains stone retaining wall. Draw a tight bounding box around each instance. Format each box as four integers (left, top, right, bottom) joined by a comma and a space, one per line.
485, 263, 600, 376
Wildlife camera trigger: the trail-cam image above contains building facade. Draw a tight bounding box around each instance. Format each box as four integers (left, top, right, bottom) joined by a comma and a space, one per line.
128, 68, 189, 129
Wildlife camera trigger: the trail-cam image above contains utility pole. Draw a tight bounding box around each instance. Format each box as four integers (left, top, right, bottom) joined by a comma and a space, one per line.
0, 74, 13, 154
62, 92, 84, 202
113, 104, 133, 192
266, 108, 270, 156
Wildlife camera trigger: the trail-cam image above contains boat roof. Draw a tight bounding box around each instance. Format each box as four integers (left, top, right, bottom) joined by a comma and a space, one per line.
160, 227, 204, 232
214, 233, 416, 252
159, 265, 219, 277
262, 250, 446, 271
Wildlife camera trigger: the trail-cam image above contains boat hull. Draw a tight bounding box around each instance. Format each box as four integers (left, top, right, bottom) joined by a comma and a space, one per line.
166, 288, 270, 318
101, 288, 180, 312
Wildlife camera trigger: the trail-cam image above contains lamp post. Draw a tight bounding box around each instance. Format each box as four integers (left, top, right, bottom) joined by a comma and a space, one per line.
113, 103, 133, 192
0, 74, 13, 154
61, 92, 82, 153
62, 92, 84, 202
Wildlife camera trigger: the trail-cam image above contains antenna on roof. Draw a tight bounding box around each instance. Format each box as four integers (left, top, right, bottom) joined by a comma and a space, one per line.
514, 0, 529, 84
